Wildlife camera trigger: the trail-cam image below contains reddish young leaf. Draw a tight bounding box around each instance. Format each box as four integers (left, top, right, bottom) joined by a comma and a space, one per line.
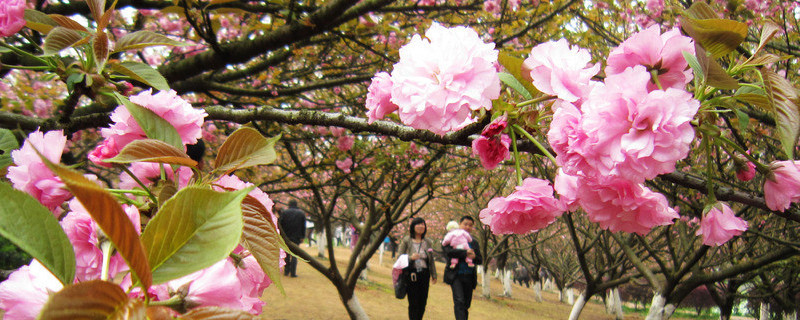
105, 139, 198, 167
43, 27, 85, 56
213, 127, 279, 174
47, 14, 88, 32
93, 31, 109, 70
240, 195, 290, 294
38, 280, 132, 320
38, 154, 152, 290
760, 67, 800, 157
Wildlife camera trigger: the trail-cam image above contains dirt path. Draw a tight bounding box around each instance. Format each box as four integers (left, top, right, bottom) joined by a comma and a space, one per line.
260, 246, 649, 319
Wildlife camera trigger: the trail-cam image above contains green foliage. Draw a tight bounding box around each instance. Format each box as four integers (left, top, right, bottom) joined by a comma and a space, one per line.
113, 92, 182, 149
0, 129, 19, 171
109, 62, 170, 91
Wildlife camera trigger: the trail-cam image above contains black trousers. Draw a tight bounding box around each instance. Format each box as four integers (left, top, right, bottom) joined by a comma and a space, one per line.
450, 273, 475, 320
406, 268, 430, 320
284, 241, 299, 276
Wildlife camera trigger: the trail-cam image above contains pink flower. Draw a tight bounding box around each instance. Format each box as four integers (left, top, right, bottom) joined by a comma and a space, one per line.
336, 158, 353, 173
523, 39, 600, 104
580, 66, 699, 182
365, 72, 398, 123
93, 89, 207, 161
553, 169, 580, 211
337, 135, 355, 152
481, 116, 507, 137
605, 25, 695, 91
410, 159, 425, 168
119, 163, 194, 190
547, 101, 595, 176
0, 260, 64, 319
61, 198, 141, 281
235, 255, 270, 314
696, 202, 748, 246
391, 23, 500, 135
735, 161, 756, 182
764, 160, 800, 212
472, 134, 511, 170
646, 0, 664, 16
162, 259, 244, 311
88, 138, 118, 167
7, 130, 72, 212
577, 177, 678, 234
479, 178, 565, 234
214, 175, 277, 227
0, 0, 26, 37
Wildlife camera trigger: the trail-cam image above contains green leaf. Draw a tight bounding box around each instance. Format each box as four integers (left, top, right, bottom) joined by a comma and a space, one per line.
760, 67, 800, 157
38, 280, 134, 319
113, 31, 188, 53
213, 128, 280, 174
0, 181, 75, 286
25, 9, 58, 34
498, 72, 533, 100
735, 86, 771, 110
105, 139, 197, 167
695, 44, 739, 90
141, 186, 251, 284
498, 52, 539, 98
750, 21, 780, 59
734, 108, 750, 133
109, 61, 170, 91
682, 51, 704, 84
240, 195, 291, 295
0, 129, 19, 170
112, 92, 183, 149
40, 156, 152, 290
680, 17, 748, 59
684, 1, 718, 19
42, 27, 85, 56
47, 14, 88, 32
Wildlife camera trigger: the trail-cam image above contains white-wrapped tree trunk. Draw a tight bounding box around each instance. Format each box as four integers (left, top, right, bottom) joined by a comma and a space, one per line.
478, 265, 491, 298
784, 311, 797, 320
502, 268, 512, 297
533, 280, 543, 302
612, 288, 624, 320
606, 290, 615, 314
645, 294, 675, 320
760, 302, 769, 320
316, 229, 326, 258
568, 293, 587, 320
560, 287, 573, 304
345, 295, 369, 320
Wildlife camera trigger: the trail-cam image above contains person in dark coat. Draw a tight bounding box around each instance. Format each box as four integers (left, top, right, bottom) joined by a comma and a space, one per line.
279, 199, 306, 277
443, 216, 483, 320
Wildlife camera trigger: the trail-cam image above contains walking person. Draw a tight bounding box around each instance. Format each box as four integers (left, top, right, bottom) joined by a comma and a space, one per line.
443, 216, 482, 320
278, 199, 306, 277
397, 218, 438, 320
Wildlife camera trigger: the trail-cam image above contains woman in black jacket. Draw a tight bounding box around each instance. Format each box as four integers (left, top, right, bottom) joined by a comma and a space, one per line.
397, 218, 438, 320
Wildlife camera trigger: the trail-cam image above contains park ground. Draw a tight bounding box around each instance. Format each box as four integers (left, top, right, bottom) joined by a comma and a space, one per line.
261, 246, 751, 320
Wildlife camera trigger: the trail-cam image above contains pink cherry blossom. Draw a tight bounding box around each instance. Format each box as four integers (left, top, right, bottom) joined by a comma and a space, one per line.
214, 175, 277, 227
91, 89, 207, 164
61, 198, 141, 281
646, 0, 664, 17
390, 23, 500, 135
580, 66, 699, 182
523, 39, 600, 104
471, 134, 510, 170
696, 202, 748, 246
553, 169, 580, 211
336, 158, 353, 173
235, 254, 271, 314
479, 178, 565, 234
0, 0, 26, 37
119, 162, 194, 190
365, 72, 398, 123
88, 138, 118, 168
577, 177, 678, 234
162, 259, 244, 311
735, 161, 756, 181
605, 25, 695, 91
763, 160, 800, 212
547, 100, 595, 176
337, 135, 355, 152
7, 130, 72, 212
0, 260, 64, 320
481, 116, 507, 137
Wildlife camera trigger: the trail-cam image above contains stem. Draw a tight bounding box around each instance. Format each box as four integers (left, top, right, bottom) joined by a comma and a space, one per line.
703, 132, 717, 203
512, 124, 557, 165
149, 295, 183, 307
515, 95, 557, 108
0, 41, 51, 66
100, 241, 113, 281
118, 165, 158, 204
0, 63, 51, 71
715, 135, 770, 173
510, 129, 523, 185
650, 69, 664, 91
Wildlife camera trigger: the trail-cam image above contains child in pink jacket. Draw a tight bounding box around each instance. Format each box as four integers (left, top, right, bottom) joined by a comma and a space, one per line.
442, 222, 474, 268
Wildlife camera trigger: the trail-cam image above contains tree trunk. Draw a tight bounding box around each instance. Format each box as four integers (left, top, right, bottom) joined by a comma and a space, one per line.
606, 290, 615, 314
568, 293, 587, 320
478, 265, 491, 298
533, 281, 543, 302
317, 229, 326, 258
560, 287, 573, 304
784, 311, 797, 320
760, 302, 769, 320
646, 294, 667, 320
502, 268, 512, 297
612, 288, 624, 320
343, 294, 369, 320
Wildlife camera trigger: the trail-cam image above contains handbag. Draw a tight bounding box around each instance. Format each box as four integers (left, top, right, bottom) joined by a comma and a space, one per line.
394, 270, 408, 299
443, 266, 456, 285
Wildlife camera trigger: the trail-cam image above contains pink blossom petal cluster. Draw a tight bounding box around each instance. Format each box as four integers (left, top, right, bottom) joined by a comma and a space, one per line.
481, 116, 508, 136
763, 160, 800, 212
0, 0, 26, 37
471, 134, 510, 170
90, 89, 207, 164
696, 202, 748, 246
605, 25, 694, 91
88, 138, 119, 168
479, 178, 565, 234
61, 198, 141, 281
365, 72, 398, 123
576, 177, 679, 234
214, 175, 278, 228
369, 22, 500, 135
157, 259, 244, 310
336, 158, 353, 173
0, 260, 64, 319
337, 135, 355, 152
523, 39, 600, 104
735, 161, 756, 182
7, 130, 72, 212
119, 163, 194, 190
553, 169, 579, 211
